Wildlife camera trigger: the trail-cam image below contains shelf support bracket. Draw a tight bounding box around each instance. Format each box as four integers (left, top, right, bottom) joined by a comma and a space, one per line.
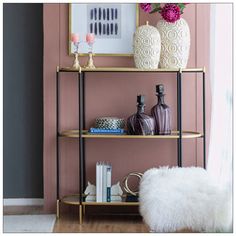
56, 199, 60, 218
79, 205, 83, 224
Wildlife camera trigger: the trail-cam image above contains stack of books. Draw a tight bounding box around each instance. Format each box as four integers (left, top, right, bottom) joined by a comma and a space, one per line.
89, 128, 125, 134
96, 162, 112, 202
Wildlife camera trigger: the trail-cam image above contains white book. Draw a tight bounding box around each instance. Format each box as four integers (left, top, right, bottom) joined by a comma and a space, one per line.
99, 162, 103, 202
96, 162, 100, 202
102, 163, 107, 202
96, 162, 102, 202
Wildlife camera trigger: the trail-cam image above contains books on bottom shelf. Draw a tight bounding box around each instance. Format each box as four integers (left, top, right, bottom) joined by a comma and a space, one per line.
96, 162, 112, 202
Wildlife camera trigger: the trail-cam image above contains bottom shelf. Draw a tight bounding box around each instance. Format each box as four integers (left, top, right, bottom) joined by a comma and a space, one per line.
60, 194, 80, 205
82, 201, 139, 206
60, 194, 139, 206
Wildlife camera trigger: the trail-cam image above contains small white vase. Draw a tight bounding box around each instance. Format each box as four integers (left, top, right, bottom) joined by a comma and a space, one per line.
157, 18, 190, 69
133, 21, 161, 69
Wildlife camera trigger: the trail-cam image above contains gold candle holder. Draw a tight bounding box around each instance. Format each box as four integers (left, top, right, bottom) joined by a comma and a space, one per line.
72, 53, 80, 69
85, 52, 96, 69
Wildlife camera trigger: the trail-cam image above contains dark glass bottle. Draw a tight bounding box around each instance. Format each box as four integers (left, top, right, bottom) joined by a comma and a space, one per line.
151, 84, 171, 135
127, 95, 154, 135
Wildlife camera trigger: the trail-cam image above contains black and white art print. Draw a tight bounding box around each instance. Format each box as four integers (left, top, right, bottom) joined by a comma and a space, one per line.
87, 5, 121, 38
70, 3, 138, 55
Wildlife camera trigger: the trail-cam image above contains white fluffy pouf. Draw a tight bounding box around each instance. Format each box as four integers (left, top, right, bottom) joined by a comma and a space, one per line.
139, 166, 232, 233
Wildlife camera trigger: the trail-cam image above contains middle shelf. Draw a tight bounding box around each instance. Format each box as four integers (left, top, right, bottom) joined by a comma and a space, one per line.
59, 130, 203, 139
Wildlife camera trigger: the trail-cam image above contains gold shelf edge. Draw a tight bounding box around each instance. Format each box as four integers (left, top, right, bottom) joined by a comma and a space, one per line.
61, 195, 80, 205
82, 202, 139, 206
59, 67, 204, 73
59, 130, 203, 139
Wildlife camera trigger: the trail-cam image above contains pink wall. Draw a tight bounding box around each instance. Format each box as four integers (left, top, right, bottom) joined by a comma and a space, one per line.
43, 3, 211, 213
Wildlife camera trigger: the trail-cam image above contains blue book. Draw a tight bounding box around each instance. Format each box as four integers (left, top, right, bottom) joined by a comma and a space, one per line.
89, 128, 125, 134
107, 188, 111, 202
106, 165, 112, 202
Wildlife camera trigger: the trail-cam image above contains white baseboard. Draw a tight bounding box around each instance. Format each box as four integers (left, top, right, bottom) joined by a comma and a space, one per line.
3, 198, 44, 206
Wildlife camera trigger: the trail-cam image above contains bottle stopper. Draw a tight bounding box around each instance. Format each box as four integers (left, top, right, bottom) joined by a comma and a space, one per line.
156, 84, 165, 95
137, 95, 145, 105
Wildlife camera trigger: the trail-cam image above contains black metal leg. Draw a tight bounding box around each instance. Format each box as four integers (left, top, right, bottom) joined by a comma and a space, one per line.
79, 72, 84, 203
177, 71, 182, 167
82, 73, 86, 191
56, 68, 60, 199
203, 71, 206, 169
177, 72, 179, 166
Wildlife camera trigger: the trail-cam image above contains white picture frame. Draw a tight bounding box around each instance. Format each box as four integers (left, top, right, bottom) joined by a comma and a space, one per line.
69, 3, 139, 56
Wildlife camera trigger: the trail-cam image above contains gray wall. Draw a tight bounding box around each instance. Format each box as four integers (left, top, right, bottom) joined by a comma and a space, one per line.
3, 3, 43, 198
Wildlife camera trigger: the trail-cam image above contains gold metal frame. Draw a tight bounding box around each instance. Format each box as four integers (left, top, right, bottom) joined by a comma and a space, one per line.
58, 194, 139, 224
68, 3, 140, 57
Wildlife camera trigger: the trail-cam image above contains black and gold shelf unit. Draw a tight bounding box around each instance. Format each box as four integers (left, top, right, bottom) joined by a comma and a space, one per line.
56, 66, 206, 224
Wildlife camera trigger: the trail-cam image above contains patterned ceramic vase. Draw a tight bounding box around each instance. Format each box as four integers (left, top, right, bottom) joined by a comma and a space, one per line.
95, 117, 125, 129
127, 95, 155, 135
151, 84, 171, 135
133, 21, 161, 69
156, 18, 190, 69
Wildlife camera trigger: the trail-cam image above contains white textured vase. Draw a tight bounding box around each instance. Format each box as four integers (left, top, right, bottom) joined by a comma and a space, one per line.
133, 22, 161, 69
157, 18, 190, 69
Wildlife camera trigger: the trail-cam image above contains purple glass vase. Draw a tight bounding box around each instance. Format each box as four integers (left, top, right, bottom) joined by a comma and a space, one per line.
127, 95, 154, 135
151, 85, 171, 135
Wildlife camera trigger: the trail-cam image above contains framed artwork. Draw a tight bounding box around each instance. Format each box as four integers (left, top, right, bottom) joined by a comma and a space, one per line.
69, 3, 139, 56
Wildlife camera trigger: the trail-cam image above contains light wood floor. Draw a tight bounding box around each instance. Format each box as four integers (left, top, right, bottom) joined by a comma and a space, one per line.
53, 215, 193, 234
53, 214, 149, 233
4, 206, 194, 233
4, 206, 149, 233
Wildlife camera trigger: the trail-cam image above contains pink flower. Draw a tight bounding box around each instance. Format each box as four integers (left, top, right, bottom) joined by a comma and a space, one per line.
140, 3, 152, 13
161, 3, 181, 23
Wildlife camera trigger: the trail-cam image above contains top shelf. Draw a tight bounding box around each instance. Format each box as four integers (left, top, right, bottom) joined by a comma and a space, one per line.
58, 67, 205, 73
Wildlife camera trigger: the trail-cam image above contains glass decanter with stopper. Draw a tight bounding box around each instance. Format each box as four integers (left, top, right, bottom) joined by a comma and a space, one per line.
127, 95, 154, 135
151, 84, 171, 135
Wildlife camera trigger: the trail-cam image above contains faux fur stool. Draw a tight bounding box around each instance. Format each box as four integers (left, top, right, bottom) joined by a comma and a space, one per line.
139, 167, 232, 233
